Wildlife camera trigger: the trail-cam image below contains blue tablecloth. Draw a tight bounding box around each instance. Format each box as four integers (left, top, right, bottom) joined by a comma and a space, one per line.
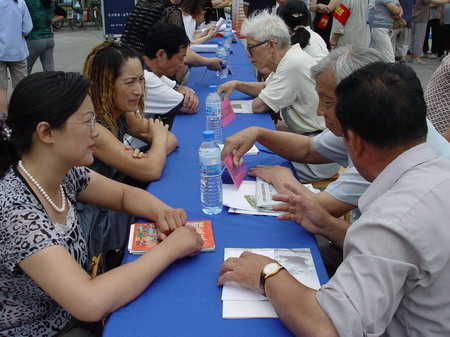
102, 38, 329, 337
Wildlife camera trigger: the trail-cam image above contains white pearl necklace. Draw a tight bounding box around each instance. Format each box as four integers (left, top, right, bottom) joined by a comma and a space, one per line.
18, 160, 66, 213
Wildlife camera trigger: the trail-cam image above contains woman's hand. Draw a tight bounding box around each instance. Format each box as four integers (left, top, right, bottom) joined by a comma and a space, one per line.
318, 3, 330, 13
160, 225, 204, 259
124, 145, 145, 159
139, 118, 170, 145
155, 208, 187, 240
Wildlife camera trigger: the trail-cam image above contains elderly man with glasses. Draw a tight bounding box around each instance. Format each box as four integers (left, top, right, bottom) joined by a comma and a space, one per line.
218, 10, 340, 182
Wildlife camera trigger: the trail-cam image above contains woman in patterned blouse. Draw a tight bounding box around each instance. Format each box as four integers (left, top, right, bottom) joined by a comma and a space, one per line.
0, 72, 203, 337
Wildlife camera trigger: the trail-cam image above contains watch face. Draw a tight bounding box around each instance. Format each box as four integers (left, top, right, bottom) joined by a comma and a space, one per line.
263, 262, 280, 275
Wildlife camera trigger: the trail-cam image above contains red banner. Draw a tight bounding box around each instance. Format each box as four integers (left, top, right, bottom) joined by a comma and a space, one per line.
332, 3, 351, 26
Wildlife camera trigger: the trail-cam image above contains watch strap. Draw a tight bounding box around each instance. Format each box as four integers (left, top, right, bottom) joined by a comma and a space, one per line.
259, 264, 285, 297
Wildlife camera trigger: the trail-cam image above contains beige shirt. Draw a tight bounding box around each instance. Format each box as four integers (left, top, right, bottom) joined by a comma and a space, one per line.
316, 144, 450, 336
259, 44, 324, 134
331, 0, 370, 47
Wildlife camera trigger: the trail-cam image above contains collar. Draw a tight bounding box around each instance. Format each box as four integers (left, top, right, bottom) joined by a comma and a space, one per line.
358, 143, 437, 213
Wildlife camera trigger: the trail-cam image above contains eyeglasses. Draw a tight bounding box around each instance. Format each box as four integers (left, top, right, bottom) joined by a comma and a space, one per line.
65, 114, 96, 130
246, 40, 270, 56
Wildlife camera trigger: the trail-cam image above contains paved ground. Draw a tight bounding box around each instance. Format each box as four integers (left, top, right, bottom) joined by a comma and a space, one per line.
5, 24, 444, 99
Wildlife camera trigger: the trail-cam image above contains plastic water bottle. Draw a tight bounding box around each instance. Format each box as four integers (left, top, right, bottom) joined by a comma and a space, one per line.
205, 85, 223, 144
199, 131, 223, 215
216, 41, 229, 79
223, 20, 232, 54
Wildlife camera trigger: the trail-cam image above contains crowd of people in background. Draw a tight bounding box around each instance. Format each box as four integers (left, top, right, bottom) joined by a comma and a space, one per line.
1, 0, 450, 336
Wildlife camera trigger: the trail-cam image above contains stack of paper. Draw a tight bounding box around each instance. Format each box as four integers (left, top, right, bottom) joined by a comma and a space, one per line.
190, 44, 218, 53
219, 144, 259, 156
230, 100, 253, 114
222, 248, 321, 318
223, 178, 285, 216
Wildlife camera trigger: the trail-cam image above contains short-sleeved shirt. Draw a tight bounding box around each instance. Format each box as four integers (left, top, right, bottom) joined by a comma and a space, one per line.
24, 0, 55, 40
330, 0, 369, 47
316, 144, 450, 336
182, 14, 196, 41
0, 166, 89, 336
313, 119, 450, 206
373, 0, 400, 29
0, 0, 33, 61
412, 0, 431, 24
144, 69, 183, 117
259, 43, 325, 134
302, 26, 329, 63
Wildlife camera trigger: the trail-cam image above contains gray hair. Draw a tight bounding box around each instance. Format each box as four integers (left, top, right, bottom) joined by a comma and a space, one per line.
241, 10, 291, 50
311, 45, 388, 84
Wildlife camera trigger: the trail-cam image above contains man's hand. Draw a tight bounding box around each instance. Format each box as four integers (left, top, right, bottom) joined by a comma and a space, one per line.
217, 251, 275, 292
217, 80, 238, 99
178, 86, 199, 113
207, 57, 222, 71
272, 183, 333, 235
249, 165, 300, 195
221, 126, 259, 164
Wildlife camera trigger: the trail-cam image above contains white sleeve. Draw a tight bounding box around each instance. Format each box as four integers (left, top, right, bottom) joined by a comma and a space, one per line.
144, 71, 183, 116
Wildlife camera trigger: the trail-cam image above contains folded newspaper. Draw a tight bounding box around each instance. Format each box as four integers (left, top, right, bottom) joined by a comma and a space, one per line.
223, 177, 319, 216
255, 177, 284, 211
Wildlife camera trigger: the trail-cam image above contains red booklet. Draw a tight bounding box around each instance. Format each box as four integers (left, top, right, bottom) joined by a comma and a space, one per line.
128, 221, 215, 254
332, 3, 351, 26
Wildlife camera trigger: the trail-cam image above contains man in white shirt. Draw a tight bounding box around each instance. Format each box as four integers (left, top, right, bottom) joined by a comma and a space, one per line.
217, 62, 450, 337
218, 11, 323, 135
142, 23, 199, 128
217, 11, 340, 181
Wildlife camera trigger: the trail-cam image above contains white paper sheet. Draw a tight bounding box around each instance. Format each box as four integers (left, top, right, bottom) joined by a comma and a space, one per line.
222, 181, 256, 211
219, 144, 259, 155
222, 249, 274, 301
221, 248, 321, 319
230, 100, 253, 113
223, 300, 277, 319
190, 44, 218, 53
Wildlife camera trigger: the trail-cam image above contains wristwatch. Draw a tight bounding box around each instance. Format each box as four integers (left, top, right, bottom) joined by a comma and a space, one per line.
260, 262, 285, 297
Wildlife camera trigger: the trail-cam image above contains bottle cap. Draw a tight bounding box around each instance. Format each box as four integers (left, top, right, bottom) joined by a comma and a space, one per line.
208, 85, 217, 92
203, 130, 215, 141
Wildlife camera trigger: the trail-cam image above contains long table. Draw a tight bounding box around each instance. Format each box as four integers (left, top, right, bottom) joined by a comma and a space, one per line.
102, 38, 329, 337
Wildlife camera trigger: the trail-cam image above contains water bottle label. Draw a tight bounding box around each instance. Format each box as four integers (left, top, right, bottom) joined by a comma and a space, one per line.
201, 163, 222, 176
206, 102, 221, 117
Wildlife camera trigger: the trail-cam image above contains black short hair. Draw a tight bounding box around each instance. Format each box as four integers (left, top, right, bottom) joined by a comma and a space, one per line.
335, 62, 428, 149
143, 23, 190, 59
